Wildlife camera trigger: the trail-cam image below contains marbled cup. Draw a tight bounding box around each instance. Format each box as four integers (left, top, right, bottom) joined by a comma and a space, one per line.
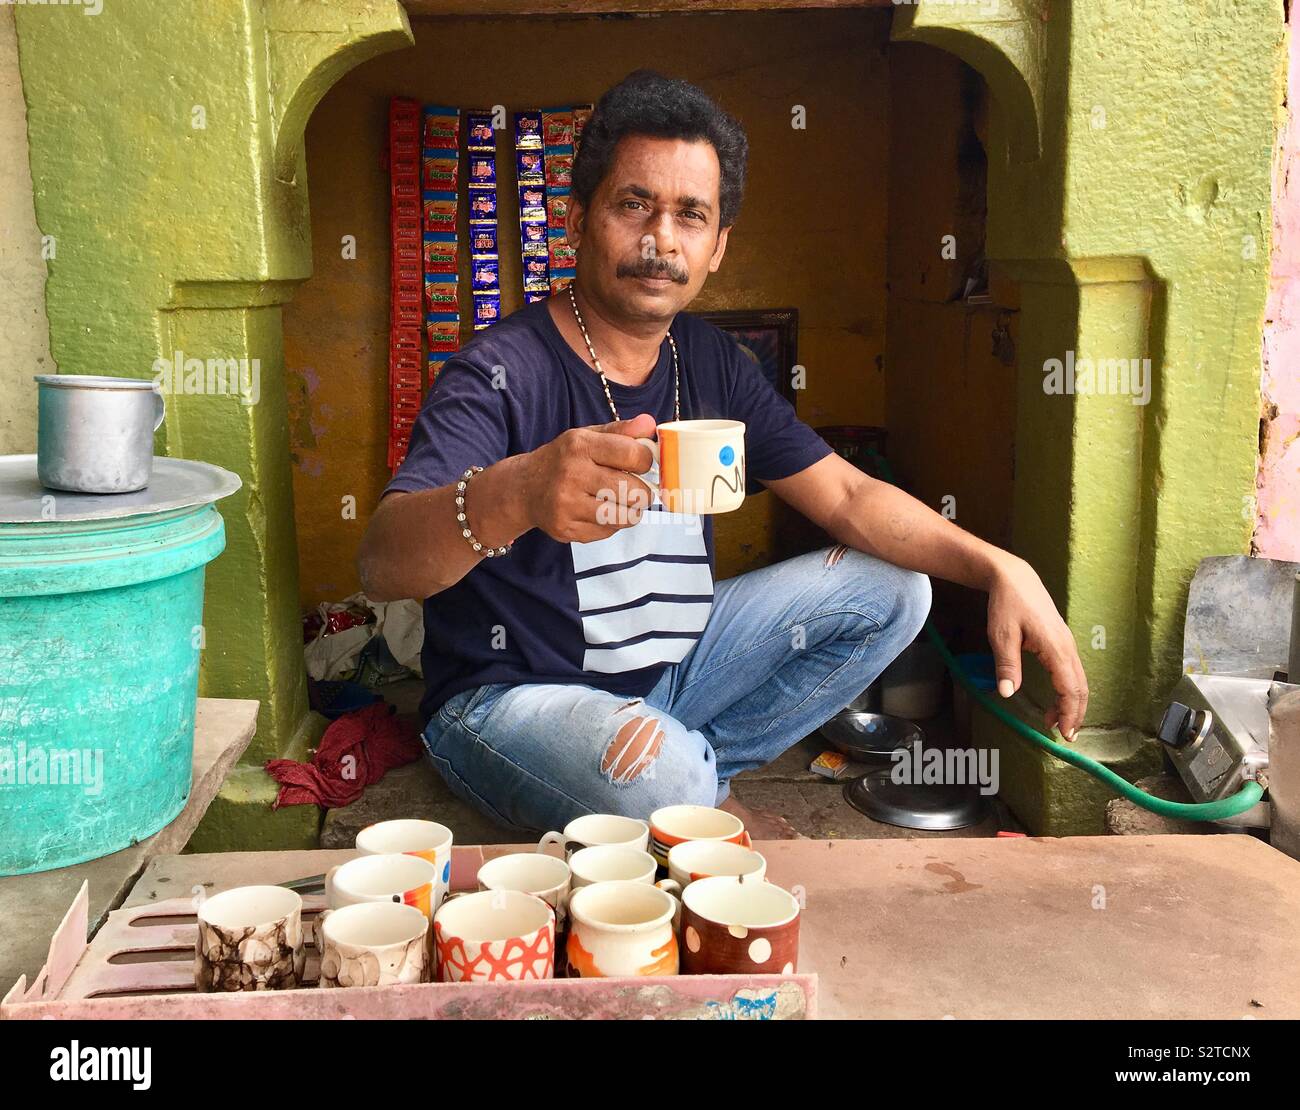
317, 902, 430, 989
195, 886, 306, 992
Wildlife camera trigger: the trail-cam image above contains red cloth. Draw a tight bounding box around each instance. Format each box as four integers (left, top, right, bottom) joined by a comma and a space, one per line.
266, 702, 421, 809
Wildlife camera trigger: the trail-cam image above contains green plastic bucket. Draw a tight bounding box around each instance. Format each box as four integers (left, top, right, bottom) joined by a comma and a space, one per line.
0, 483, 228, 875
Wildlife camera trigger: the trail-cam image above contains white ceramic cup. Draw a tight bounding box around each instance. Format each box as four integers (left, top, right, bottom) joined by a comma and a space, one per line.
355, 819, 454, 909
537, 813, 650, 858
564, 880, 680, 978
568, 844, 659, 889
433, 889, 556, 982
316, 901, 430, 989
195, 885, 305, 993
666, 839, 766, 890
477, 852, 571, 926
635, 419, 746, 515
326, 852, 439, 922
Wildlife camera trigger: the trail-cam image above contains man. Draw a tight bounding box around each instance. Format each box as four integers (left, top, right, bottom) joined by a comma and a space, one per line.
359, 70, 1088, 838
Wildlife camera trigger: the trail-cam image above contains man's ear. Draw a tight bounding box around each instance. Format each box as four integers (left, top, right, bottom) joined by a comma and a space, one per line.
566, 194, 586, 249
707, 225, 732, 274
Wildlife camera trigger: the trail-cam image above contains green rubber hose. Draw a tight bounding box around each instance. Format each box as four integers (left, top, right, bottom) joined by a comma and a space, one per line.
925, 622, 1265, 822
861, 446, 1265, 822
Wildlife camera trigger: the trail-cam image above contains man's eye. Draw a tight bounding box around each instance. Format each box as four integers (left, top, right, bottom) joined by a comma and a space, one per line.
623, 200, 645, 211
680, 211, 703, 221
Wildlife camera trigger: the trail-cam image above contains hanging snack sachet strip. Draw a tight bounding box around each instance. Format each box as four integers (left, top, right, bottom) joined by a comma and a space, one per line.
423, 104, 461, 388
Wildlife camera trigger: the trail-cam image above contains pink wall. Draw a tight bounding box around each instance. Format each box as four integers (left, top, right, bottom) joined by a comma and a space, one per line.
1257, 3, 1300, 559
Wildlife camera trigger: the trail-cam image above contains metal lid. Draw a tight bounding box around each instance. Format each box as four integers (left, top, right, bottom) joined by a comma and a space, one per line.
843, 769, 989, 831
34, 374, 159, 390
0, 455, 241, 523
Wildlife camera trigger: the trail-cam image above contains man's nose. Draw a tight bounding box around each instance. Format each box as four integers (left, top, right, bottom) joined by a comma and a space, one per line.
644, 210, 679, 261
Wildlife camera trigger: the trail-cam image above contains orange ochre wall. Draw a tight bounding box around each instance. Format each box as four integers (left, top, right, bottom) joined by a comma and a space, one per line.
884, 43, 1017, 647
283, 8, 892, 608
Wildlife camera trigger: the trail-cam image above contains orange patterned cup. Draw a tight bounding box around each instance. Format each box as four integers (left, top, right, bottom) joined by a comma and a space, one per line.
564, 880, 679, 979
433, 890, 555, 982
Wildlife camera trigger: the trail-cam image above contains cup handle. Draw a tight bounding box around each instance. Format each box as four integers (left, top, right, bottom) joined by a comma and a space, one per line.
324, 865, 339, 907
313, 907, 332, 946
537, 831, 566, 855
151, 385, 166, 432
655, 878, 682, 899
634, 437, 660, 498
655, 881, 683, 934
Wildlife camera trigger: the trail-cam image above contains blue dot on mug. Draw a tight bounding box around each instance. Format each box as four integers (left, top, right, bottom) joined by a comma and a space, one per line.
719, 445, 735, 466
443, 860, 451, 884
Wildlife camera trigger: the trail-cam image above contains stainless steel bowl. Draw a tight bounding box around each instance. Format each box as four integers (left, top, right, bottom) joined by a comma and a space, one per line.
818, 710, 923, 762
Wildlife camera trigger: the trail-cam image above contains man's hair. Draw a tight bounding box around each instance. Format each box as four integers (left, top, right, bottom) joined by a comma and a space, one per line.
572, 69, 749, 229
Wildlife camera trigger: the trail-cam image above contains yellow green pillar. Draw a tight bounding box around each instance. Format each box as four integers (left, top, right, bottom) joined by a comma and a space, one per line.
896, 0, 1282, 831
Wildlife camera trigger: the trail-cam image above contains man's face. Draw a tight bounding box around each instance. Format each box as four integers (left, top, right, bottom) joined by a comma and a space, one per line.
566, 134, 731, 323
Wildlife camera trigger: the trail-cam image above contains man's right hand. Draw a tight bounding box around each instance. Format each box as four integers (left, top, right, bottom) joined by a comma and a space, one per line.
517, 413, 658, 543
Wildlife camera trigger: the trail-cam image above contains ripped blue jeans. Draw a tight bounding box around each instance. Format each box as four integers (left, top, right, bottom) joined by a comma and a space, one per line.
419, 546, 931, 836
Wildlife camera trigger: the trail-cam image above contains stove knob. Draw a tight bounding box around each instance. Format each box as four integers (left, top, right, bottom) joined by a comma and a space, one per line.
1158, 701, 1202, 748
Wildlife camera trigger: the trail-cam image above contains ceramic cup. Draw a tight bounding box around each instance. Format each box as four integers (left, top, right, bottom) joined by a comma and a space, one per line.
195, 885, 306, 992
326, 852, 439, 922
316, 901, 430, 989
679, 875, 801, 976
355, 819, 454, 910
433, 889, 556, 982
565, 880, 679, 979
666, 839, 766, 890
567, 844, 660, 890
537, 813, 650, 858
477, 852, 571, 927
636, 419, 746, 515
648, 804, 751, 867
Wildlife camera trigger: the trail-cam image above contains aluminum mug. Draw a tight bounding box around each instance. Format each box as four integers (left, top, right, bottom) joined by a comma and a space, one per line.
35, 374, 165, 494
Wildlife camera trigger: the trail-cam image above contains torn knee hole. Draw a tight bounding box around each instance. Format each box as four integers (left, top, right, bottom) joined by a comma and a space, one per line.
601, 714, 665, 783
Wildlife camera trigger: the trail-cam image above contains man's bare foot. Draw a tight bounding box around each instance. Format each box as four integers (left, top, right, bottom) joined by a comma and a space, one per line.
719, 796, 803, 841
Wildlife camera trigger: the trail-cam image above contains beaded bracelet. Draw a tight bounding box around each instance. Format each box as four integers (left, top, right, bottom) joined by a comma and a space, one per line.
455, 465, 511, 558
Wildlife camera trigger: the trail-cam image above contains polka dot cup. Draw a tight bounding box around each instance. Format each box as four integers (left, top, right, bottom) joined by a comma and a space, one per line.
679, 875, 800, 976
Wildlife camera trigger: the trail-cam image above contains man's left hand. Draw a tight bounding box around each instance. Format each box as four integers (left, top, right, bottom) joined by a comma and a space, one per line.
985, 555, 1089, 741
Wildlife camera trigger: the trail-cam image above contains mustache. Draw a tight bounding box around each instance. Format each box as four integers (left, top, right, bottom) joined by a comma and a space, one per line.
617, 257, 689, 284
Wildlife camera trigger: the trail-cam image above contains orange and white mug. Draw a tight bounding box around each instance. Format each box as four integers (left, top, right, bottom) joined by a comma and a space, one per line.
325, 852, 439, 922
636, 419, 745, 515
355, 819, 454, 910
648, 804, 752, 868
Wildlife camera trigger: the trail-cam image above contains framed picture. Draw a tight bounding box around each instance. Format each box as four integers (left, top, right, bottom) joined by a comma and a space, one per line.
693, 308, 799, 407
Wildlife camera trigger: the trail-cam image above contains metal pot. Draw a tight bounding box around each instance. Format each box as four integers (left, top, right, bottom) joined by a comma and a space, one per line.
35, 375, 165, 494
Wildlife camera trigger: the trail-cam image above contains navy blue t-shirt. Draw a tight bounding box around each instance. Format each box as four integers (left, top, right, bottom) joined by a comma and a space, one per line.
385, 297, 833, 724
